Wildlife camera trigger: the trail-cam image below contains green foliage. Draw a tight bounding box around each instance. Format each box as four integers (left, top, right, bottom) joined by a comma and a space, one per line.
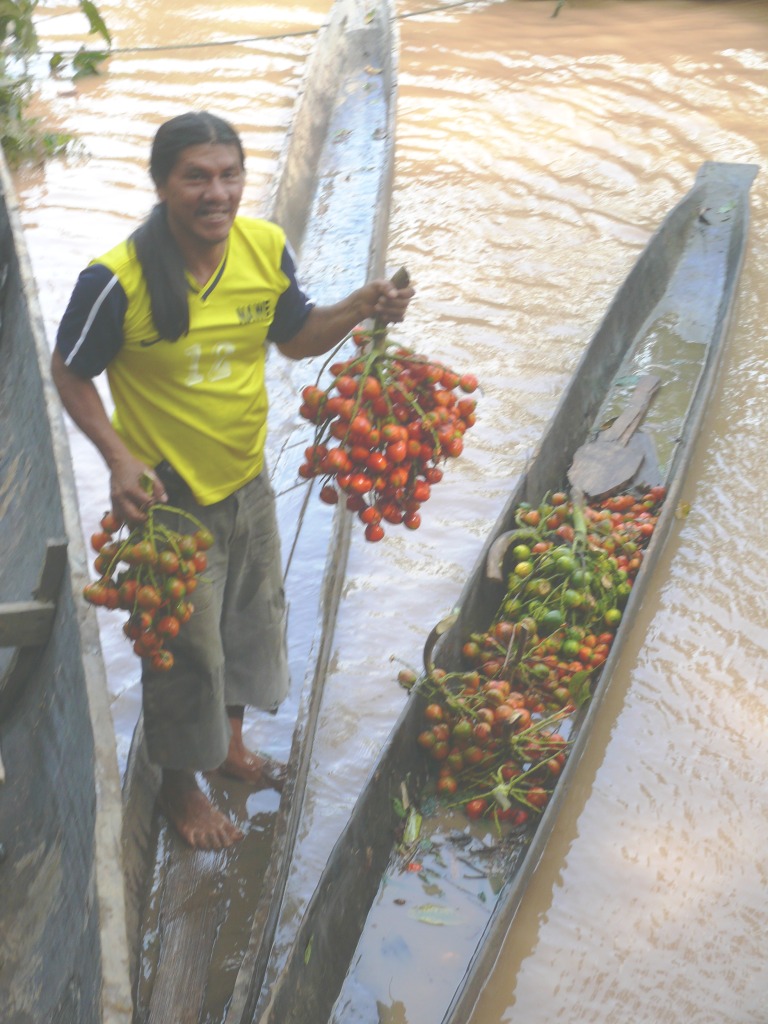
0, 0, 39, 55
0, 0, 111, 164
70, 47, 110, 78
0, 76, 71, 163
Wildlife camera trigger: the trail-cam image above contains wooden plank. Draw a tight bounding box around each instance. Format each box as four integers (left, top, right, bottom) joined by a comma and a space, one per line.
0, 540, 67, 647
567, 375, 661, 498
0, 600, 56, 647
600, 374, 661, 443
146, 848, 229, 1024
34, 538, 68, 602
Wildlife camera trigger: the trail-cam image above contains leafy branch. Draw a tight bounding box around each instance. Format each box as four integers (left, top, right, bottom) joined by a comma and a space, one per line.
1, 0, 111, 163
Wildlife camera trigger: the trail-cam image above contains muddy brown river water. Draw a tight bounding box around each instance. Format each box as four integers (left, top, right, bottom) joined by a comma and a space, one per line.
15, 1, 768, 1020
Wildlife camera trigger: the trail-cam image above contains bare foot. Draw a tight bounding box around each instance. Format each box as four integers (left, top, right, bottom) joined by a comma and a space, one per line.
159, 769, 244, 850
219, 711, 287, 791
218, 749, 286, 790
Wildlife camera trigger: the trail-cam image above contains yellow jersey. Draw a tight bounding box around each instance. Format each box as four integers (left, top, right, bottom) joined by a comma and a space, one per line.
57, 216, 313, 505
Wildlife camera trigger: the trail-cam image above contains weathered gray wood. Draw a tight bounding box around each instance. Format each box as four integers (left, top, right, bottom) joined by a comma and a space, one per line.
0, 538, 67, 647
146, 844, 230, 1024
0, 600, 56, 647
600, 374, 661, 442
567, 374, 660, 498
570, 435, 644, 497
632, 427, 663, 488
235, 5, 399, 1017
0, 147, 131, 1021
34, 537, 68, 601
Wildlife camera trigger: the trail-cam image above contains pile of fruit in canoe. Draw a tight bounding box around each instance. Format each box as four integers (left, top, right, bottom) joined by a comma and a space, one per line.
82, 504, 213, 672
297, 323, 478, 541
409, 486, 665, 824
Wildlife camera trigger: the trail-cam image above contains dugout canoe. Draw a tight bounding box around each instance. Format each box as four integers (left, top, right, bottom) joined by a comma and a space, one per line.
0, 156, 132, 1019
252, 161, 759, 1024
120, 1, 399, 1021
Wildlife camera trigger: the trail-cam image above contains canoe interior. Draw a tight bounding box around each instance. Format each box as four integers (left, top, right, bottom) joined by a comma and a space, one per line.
120, 2, 398, 1022
239, 3, 397, 1016
0, 157, 130, 1021
268, 0, 396, 294
254, 161, 758, 1024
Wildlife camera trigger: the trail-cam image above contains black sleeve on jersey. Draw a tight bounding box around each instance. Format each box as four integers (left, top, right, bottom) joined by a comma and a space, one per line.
56, 264, 128, 377
267, 244, 315, 344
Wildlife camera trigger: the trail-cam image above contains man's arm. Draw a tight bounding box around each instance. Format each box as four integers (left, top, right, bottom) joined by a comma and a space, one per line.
51, 350, 167, 523
275, 278, 414, 361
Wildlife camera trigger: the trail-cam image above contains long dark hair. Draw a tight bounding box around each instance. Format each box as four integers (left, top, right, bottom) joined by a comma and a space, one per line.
130, 112, 245, 341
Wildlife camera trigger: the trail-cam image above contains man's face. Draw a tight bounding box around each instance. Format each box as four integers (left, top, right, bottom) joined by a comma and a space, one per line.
157, 142, 244, 252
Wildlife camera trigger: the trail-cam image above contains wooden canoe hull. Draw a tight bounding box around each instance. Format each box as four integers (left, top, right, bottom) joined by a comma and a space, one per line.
230, 2, 398, 1020
439, 158, 759, 1024
119, 1, 398, 1020
253, 161, 759, 1024
0, 157, 131, 1021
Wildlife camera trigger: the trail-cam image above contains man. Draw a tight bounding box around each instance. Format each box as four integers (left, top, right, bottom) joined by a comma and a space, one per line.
52, 111, 413, 851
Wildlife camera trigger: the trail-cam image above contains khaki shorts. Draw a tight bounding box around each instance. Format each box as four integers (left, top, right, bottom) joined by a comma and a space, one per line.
141, 470, 290, 771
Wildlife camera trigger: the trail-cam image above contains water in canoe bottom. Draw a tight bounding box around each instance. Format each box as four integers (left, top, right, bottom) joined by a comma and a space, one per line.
134, 774, 281, 1024
329, 803, 530, 1024
593, 312, 710, 477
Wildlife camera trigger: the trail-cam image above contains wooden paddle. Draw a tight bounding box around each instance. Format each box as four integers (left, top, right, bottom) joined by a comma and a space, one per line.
567, 373, 661, 500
